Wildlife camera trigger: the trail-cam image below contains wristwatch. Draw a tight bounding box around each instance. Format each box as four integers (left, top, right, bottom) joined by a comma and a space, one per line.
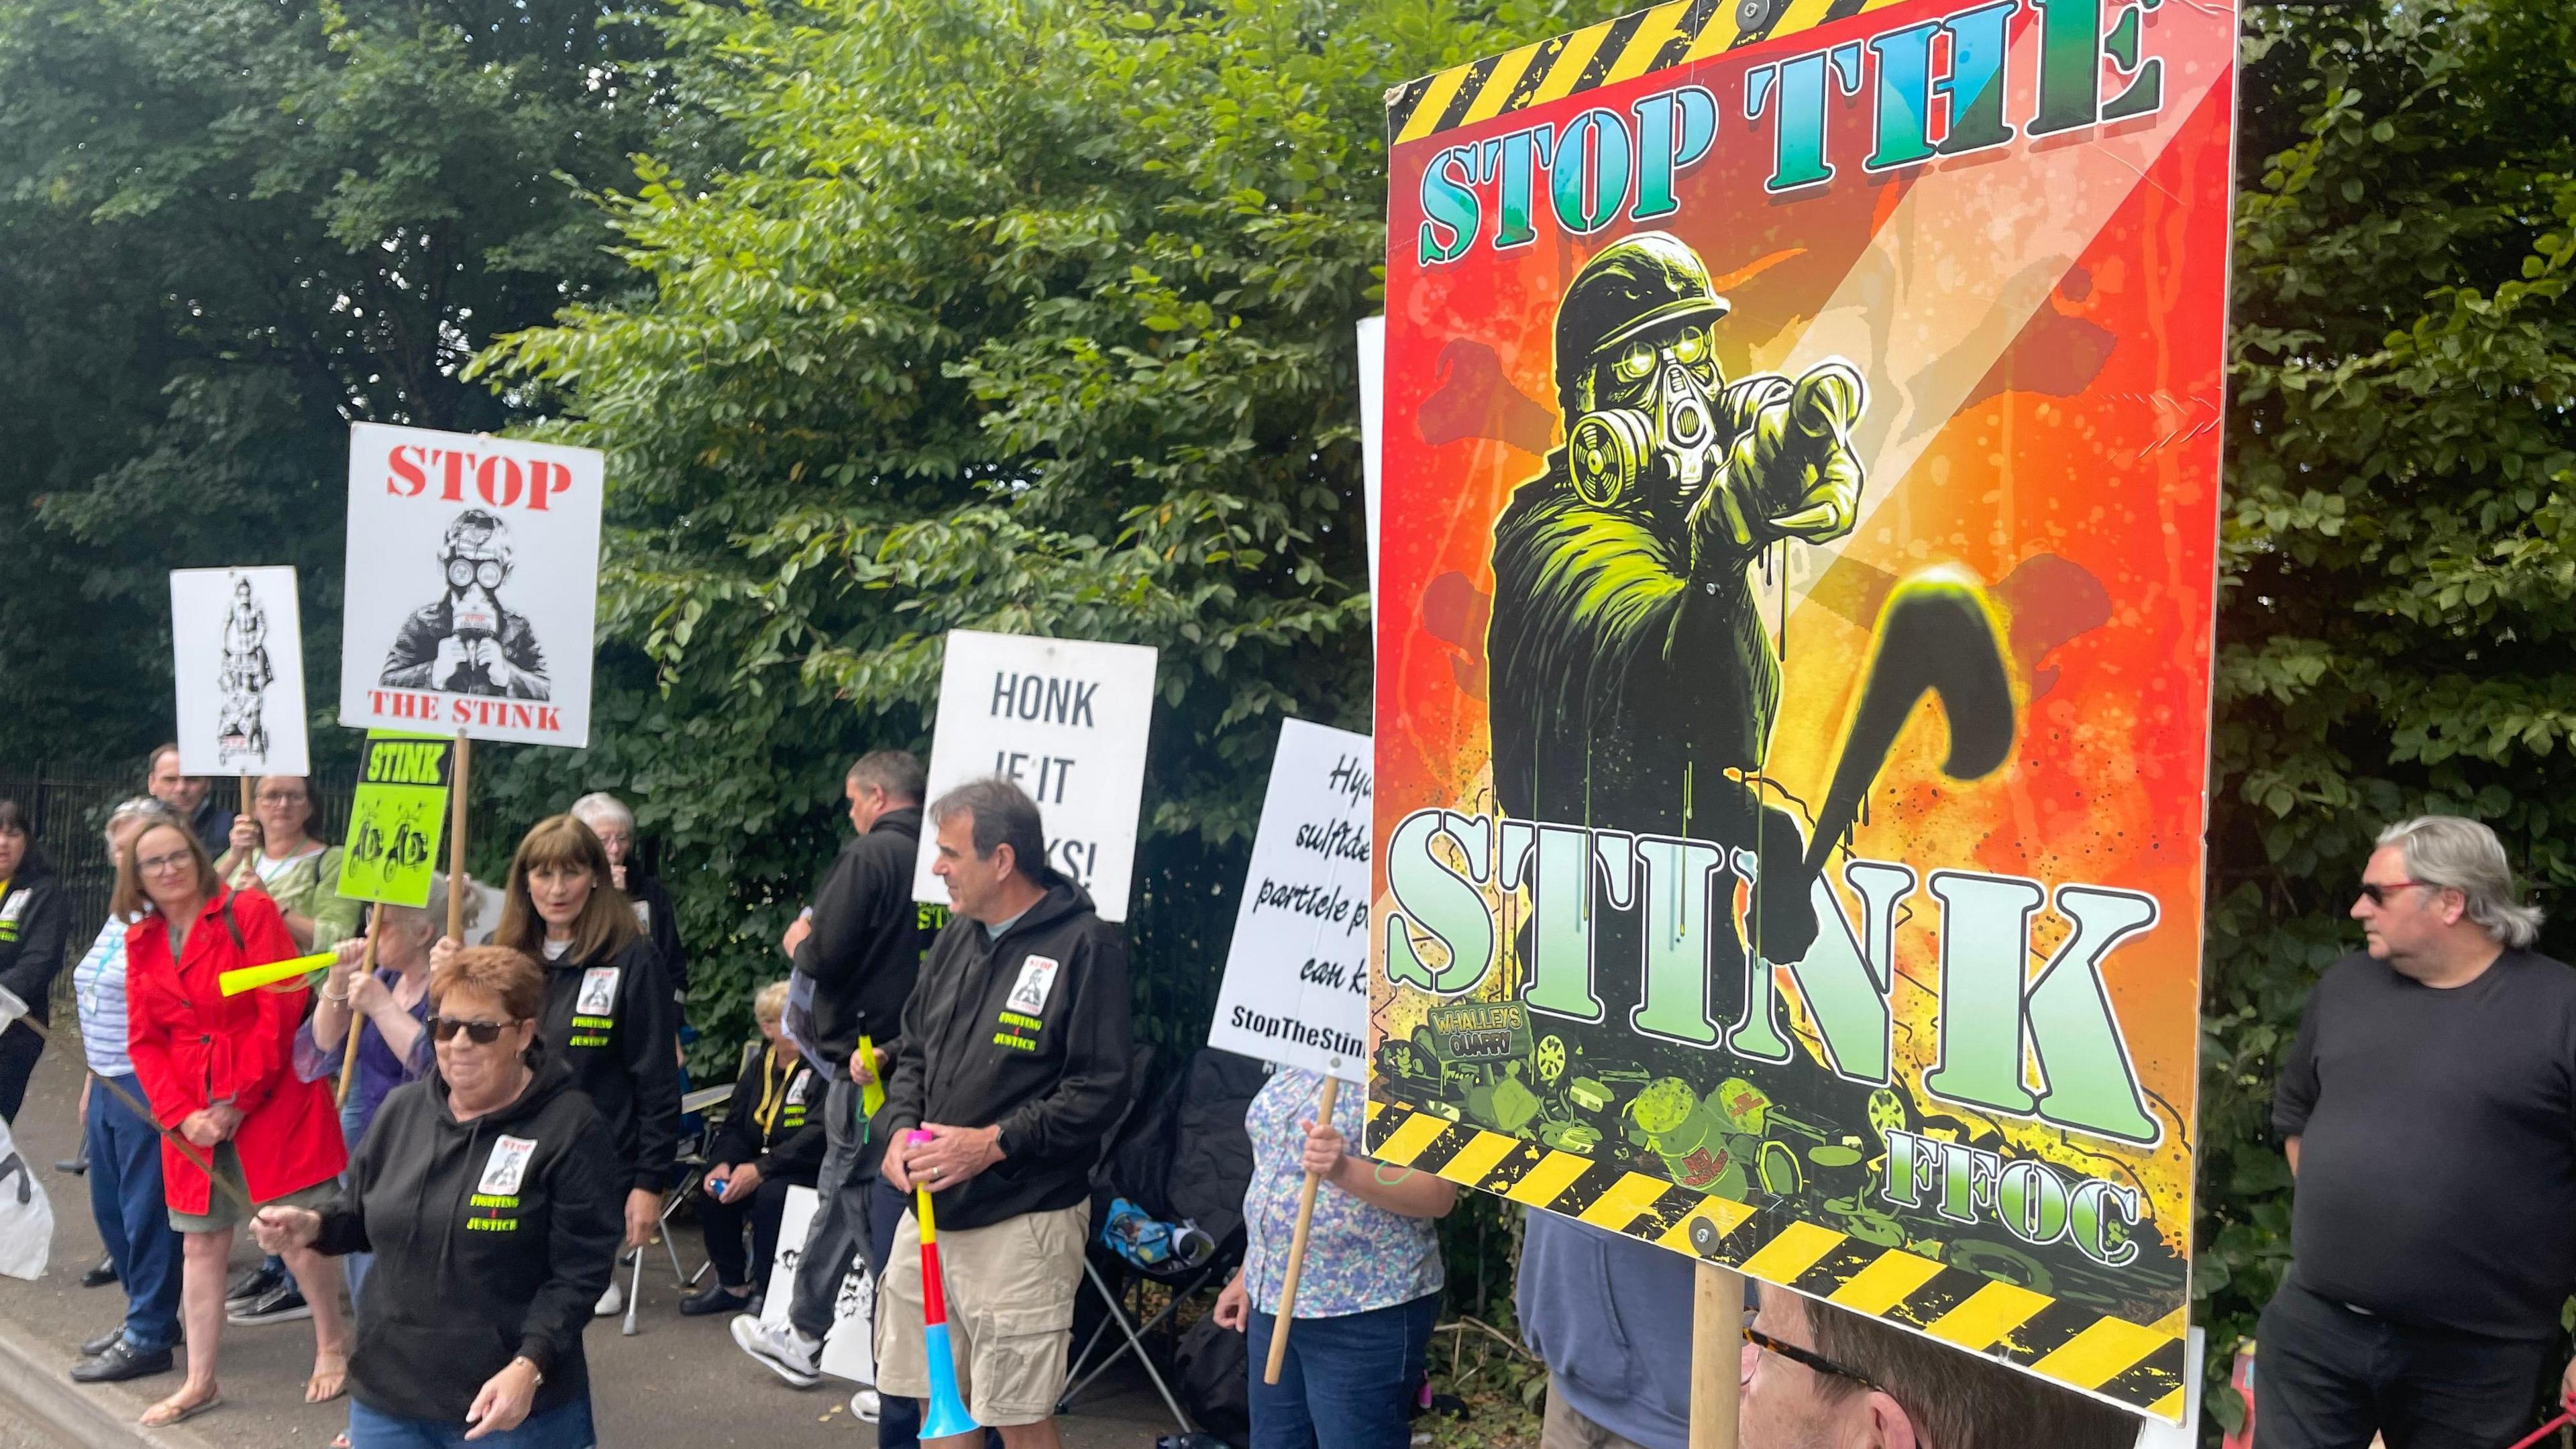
511, 1355, 545, 1389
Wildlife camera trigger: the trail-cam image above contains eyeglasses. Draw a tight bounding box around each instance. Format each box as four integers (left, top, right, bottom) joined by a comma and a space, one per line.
137, 851, 194, 877
444, 557, 508, 589
2357, 879, 2425, 907
256, 792, 307, 806
1741, 1320, 1884, 1395
429, 1016, 520, 1045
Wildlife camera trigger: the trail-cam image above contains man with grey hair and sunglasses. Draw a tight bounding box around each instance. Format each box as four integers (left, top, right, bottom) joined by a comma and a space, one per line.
2261, 814, 2568, 1449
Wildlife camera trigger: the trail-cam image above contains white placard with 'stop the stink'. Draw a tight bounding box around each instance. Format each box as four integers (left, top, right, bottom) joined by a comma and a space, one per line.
337, 422, 602, 748
912, 629, 1159, 923
1206, 717, 1372, 1083
171, 566, 311, 775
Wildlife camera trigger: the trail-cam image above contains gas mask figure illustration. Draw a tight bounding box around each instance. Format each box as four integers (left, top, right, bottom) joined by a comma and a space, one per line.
380, 508, 551, 699
1487, 231, 1868, 1036
215, 575, 274, 763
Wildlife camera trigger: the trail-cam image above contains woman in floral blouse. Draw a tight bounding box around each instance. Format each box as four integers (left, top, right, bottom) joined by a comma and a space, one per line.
1214, 1066, 1455, 1449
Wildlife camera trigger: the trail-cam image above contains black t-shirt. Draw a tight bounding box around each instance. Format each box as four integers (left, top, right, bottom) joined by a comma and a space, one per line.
2274, 948, 2576, 1338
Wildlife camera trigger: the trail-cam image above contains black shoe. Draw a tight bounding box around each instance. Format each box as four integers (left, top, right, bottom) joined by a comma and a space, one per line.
80, 1256, 118, 1289
70, 1340, 173, 1383
223, 1258, 284, 1308
226, 1281, 310, 1326
53, 1155, 87, 1175
78, 1328, 124, 1358
679, 1283, 755, 1318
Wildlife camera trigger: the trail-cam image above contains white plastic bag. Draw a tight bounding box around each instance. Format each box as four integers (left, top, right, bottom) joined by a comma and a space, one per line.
0, 1116, 56, 1281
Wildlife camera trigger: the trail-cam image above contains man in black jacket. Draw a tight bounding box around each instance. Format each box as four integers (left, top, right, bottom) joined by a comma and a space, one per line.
735, 750, 941, 1397
875, 777, 1133, 1447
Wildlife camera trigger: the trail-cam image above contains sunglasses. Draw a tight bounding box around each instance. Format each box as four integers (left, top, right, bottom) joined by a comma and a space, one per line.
1741, 1320, 1884, 1394
2356, 879, 2424, 907
429, 1016, 521, 1045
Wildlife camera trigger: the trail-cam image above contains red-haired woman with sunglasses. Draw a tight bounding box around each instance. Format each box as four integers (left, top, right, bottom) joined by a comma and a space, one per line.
256, 945, 621, 1449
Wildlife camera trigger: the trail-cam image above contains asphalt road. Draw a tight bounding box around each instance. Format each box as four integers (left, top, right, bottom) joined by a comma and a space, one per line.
0, 1042, 1180, 1448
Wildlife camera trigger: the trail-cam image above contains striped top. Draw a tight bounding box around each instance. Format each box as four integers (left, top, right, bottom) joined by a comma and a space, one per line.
72, 913, 138, 1078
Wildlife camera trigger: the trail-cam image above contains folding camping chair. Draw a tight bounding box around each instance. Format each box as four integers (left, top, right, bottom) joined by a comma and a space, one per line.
1056, 1046, 1267, 1431
1059, 1240, 1232, 1428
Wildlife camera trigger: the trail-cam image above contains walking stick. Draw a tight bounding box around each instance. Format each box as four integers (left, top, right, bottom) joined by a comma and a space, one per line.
1263, 1075, 1340, 1385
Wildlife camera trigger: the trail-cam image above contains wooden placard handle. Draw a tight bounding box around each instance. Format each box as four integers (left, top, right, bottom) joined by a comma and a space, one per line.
337, 912, 380, 1105
445, 731, 471, 943
1690, 1259, 1743, 1449
1262, 1074, 1341, 1386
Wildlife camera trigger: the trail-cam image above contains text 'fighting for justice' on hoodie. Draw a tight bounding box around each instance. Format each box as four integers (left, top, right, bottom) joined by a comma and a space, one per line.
880, 877, 1134, 1232
313, 1053, 624, 1426
535, 934, 680, 1193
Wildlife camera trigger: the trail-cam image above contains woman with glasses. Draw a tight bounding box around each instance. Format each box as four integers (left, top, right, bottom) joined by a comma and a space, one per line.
215, 775, 360, 953
436, 814, 678, 1319
254, 945, 623, 1449
66, 799, 188, 1387
213, 775, 358, 1328
1212, 1067, 1456, 1449
0, 798, 72, 1124
119, 819, 351, 1427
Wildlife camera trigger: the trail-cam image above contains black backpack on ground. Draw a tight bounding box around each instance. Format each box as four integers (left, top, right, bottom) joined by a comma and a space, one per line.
1169, 1310, 1250, 1448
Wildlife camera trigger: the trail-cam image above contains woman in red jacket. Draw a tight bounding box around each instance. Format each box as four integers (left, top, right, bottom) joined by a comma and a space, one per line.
120, 819, 350, 1428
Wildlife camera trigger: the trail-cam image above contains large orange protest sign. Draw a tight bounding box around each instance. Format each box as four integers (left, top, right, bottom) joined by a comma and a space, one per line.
1366, 0, 2235, 1417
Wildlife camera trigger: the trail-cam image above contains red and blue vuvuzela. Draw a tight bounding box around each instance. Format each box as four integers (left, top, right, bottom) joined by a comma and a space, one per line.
910, 1130, 979, 1440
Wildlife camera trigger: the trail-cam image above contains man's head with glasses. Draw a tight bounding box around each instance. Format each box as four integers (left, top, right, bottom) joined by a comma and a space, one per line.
2353, 816, 2542, 987
439, 509, 516, 598
1737, 1283, 2142, 1449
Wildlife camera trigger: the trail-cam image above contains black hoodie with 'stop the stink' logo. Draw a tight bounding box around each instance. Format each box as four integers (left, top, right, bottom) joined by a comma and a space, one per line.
312, 1053, 624, 1426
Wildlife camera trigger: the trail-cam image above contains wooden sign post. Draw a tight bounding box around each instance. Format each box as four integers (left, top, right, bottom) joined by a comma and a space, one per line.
1692, 1262, 1743, 1449
1261, 1075, 1341, 1385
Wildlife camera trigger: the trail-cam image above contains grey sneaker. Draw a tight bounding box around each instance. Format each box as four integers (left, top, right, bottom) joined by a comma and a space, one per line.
730, 1313, 821, 1389
225, 1281, 311, 1326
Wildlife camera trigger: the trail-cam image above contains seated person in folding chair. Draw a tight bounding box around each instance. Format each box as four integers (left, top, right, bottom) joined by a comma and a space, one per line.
1214, 1066, 1454, 1449
683, 981, 824, 1316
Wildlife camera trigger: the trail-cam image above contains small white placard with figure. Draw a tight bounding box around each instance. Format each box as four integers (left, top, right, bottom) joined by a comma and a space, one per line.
171, 566, 311, 775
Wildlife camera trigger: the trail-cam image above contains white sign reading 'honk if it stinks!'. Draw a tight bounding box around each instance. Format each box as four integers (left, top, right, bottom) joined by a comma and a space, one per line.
912, 629, 1159, 923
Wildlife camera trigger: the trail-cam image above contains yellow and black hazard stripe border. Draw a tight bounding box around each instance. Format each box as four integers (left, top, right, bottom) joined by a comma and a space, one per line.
1364, 1101, 2187, 1418
1385, 0, 1923, 146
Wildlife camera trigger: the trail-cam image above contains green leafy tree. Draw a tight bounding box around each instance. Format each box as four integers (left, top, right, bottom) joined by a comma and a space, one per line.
2198, 0, 2576, 1432
0, 0, 665, 764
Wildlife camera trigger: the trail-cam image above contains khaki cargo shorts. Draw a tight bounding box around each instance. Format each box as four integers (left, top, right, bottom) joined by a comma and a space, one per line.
874, 1199, 1089, 1428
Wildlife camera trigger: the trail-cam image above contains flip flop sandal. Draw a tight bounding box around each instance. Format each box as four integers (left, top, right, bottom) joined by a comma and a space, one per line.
142, 1391, 222, 1428
307, 1366, 350, 1404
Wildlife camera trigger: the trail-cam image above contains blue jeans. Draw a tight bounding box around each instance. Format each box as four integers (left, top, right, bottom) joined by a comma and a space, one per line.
347, 1395, 596, 1448
341, 1096, 376, 1307
1245, 1292, 1440, 1449
85, 1073, 181, 1353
